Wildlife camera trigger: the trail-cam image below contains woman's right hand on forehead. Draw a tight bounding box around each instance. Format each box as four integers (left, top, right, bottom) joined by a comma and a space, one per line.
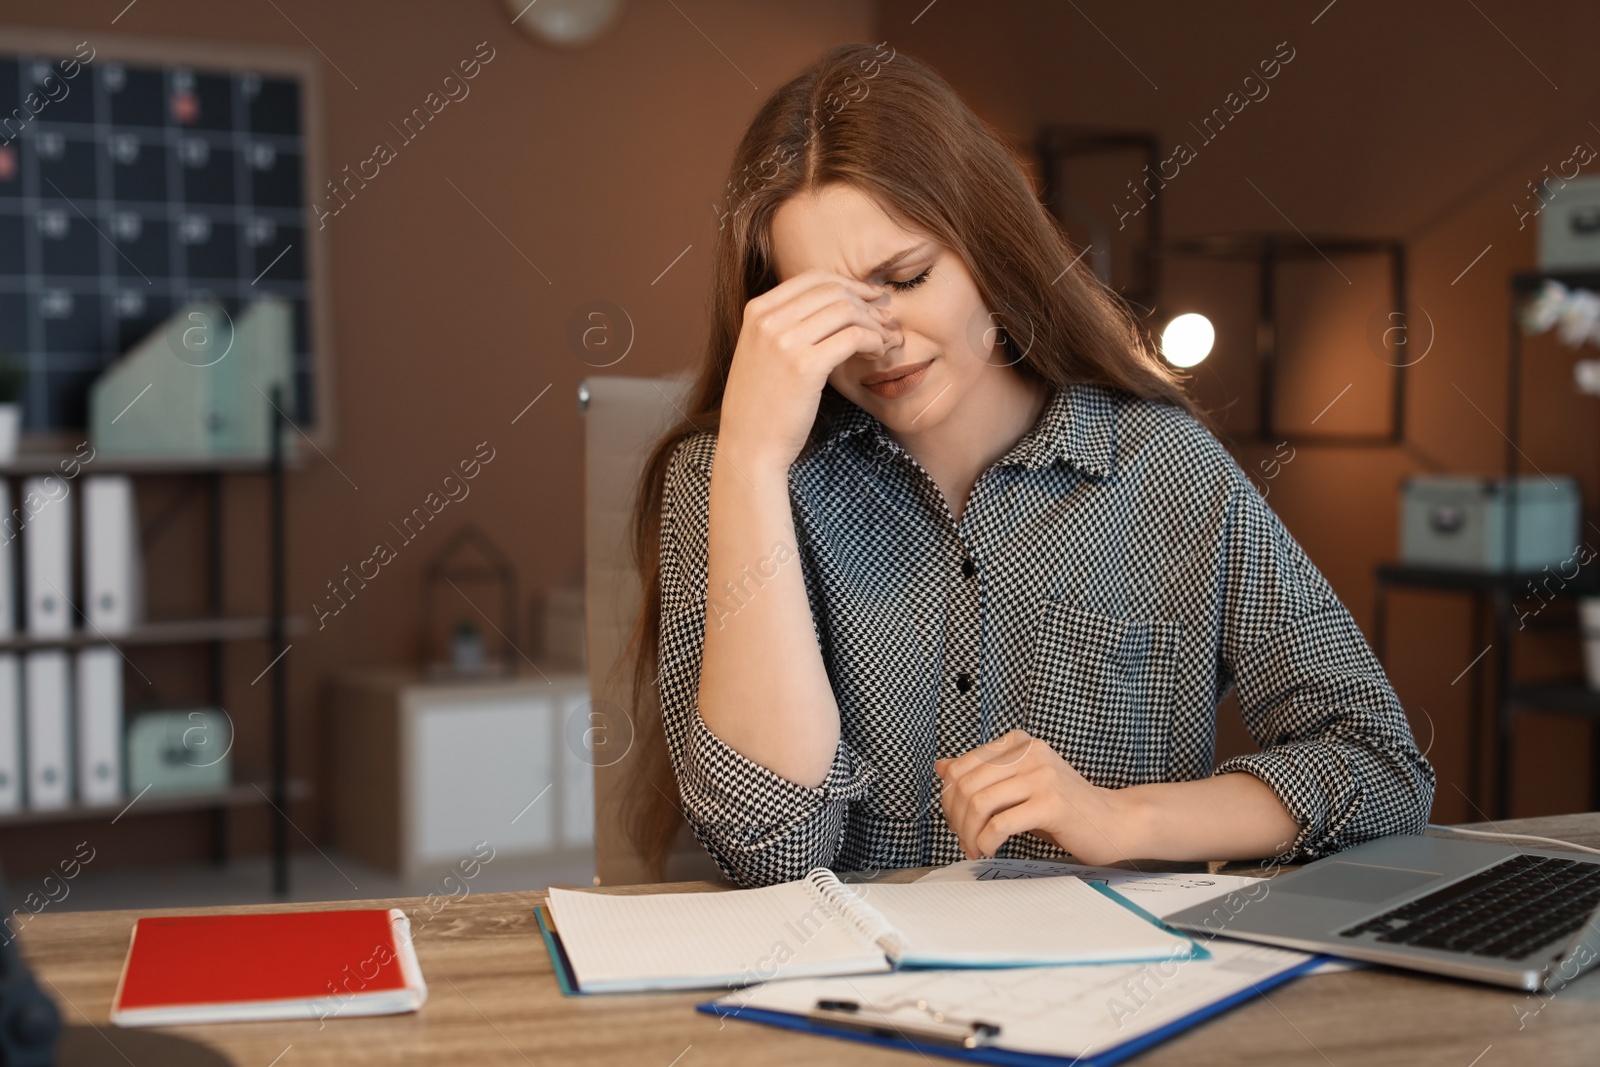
719, 267, 900, 475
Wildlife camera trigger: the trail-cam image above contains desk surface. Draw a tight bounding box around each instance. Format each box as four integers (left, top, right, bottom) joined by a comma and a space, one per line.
21, 813, 1600, 1066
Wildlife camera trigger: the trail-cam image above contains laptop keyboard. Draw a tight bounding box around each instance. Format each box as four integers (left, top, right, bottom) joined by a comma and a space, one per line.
1337, 854, 1600, 960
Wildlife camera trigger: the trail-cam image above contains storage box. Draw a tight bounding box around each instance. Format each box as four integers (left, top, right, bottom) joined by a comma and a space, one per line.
126, 709, 232, 796
1400, 475, 1581, 572
90, 297, 297, 460
1539, 176, 1600, 270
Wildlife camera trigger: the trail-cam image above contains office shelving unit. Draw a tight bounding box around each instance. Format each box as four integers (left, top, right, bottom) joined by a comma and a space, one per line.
1374, 269, 1600, 820
0, 394, 303, 894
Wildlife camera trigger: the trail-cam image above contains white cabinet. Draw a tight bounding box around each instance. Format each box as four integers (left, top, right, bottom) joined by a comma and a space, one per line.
330, 667, 591, 877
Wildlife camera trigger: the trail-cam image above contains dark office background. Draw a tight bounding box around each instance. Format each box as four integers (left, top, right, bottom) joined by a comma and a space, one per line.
0, 0, 1593, 878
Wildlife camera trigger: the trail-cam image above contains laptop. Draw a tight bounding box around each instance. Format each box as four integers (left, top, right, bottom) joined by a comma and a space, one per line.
1163, 834, 1600, 992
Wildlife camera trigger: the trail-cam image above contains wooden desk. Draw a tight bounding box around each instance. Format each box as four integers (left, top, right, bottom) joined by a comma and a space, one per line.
20, 814, 1600, 1066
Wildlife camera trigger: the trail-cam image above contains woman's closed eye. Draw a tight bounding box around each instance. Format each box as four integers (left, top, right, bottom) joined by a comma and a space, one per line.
885, 265, 932, 292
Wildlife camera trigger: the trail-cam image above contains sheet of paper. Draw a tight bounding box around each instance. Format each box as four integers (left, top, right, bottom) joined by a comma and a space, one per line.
545, 882, 889, 992
914, 858, 1358, 974
715, 936, 1315, 1061
852, 876, 1196, 966
915, 858, 1264, 919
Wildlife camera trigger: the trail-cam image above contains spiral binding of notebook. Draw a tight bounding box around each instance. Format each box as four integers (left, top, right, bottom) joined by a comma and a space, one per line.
802, 869, 910, 961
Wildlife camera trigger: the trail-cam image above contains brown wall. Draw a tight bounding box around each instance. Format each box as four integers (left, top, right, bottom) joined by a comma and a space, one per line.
1, 0, 1594, 875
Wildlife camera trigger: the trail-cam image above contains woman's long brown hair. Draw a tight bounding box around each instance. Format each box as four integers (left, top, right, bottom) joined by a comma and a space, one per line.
615, 41, 1200, 878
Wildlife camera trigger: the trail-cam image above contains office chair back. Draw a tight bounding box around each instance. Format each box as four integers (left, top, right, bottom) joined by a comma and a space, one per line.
580, 375, 724, 885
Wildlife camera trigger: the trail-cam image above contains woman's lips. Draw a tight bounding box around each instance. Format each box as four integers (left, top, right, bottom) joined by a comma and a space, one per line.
863, 359, 933, 400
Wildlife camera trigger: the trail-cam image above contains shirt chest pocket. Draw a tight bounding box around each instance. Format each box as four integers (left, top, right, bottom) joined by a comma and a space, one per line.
1022, 601, 1183, 788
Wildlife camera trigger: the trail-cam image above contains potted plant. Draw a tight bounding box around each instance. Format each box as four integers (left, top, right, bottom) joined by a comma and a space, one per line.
0, 351, 22, 462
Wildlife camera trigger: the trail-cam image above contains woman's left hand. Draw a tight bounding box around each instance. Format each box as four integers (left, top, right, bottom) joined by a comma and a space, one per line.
935, 729, 1143, 866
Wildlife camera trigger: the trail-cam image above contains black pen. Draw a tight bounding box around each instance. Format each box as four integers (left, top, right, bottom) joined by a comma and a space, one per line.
808, 998, 1001, 1050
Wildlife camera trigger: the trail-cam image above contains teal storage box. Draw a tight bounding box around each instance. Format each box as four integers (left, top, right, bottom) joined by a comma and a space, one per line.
126, 709, 232, 796
89, 297, 298, 460
1400, 475, 1581, 572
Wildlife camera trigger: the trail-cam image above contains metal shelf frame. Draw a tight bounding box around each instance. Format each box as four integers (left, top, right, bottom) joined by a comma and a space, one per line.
0, 390, 296, 894
1374, 269, 1600, 819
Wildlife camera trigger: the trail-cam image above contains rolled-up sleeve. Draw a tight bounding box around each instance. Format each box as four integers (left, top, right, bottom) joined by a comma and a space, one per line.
656, 435, 876, 887
1212, 474, 1436, 860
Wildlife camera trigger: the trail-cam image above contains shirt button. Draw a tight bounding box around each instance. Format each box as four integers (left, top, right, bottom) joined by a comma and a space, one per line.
956, 672, 974, 694
961, 558, 977, 579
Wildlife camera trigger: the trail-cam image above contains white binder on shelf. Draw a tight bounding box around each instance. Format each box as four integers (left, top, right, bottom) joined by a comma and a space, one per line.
24, 650, 70, 809
23, 477, 75, 810
0, 477, 14, 633
83, 476, 142, 634
0, 480, 19, 812
74, 647, 122, 806
23, 476, 73, 636
0, 655, 20, 813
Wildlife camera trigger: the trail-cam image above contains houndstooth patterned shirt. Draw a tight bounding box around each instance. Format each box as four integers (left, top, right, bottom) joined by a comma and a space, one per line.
657, 382, 1436, 888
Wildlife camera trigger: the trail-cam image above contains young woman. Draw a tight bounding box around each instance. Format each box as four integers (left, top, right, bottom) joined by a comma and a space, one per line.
622, 42, 1435, 888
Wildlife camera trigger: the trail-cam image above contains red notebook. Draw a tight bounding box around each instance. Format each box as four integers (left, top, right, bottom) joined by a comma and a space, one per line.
110, 908, 427, 1027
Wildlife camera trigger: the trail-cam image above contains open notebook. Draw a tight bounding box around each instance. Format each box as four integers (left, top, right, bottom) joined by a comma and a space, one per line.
541, 867, 1198, 994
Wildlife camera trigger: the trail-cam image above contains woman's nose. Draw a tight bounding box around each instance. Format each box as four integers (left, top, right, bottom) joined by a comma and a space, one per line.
877, 315, 903, 353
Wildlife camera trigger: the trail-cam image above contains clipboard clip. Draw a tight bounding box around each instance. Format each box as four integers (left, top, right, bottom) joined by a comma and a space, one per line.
808, 997, 1002, 1050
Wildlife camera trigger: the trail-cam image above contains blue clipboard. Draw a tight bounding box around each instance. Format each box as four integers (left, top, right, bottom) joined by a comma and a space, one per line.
695, 950, 1327, 1066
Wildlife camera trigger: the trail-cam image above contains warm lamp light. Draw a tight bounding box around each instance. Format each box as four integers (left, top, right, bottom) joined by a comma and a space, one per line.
1161, 313, 1215, 368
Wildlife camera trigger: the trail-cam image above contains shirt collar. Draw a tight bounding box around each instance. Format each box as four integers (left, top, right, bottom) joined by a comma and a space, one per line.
814, 381, 1118, 480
